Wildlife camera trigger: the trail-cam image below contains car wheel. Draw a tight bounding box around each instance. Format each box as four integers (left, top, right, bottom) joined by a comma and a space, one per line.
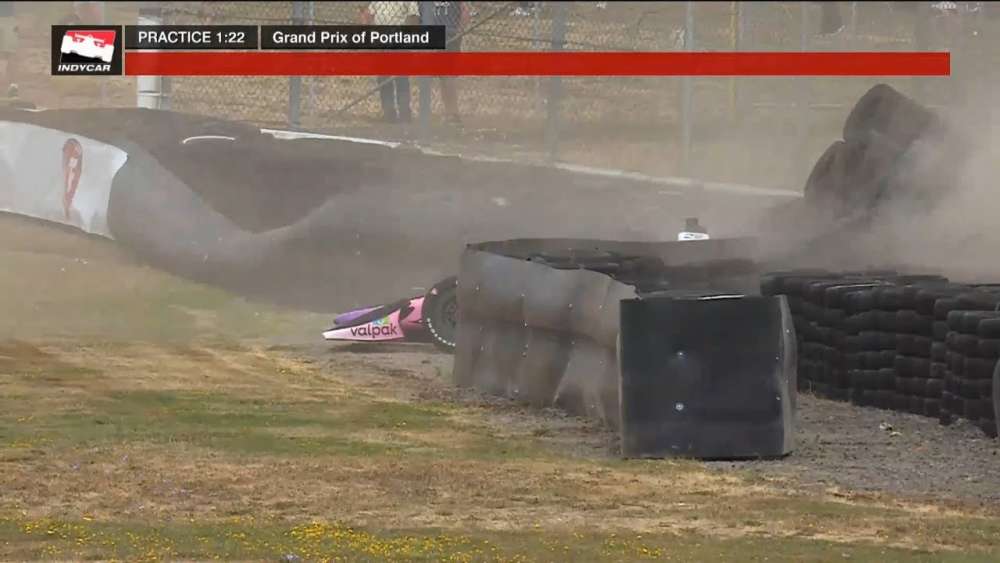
423, 276, 459, 352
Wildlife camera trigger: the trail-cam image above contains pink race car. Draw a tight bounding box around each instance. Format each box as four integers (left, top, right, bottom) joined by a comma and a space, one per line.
323, 277, 458, 351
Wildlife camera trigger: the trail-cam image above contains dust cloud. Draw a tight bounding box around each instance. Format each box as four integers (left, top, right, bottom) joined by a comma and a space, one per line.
745, 80, 1000, 283
839, 95, 999, 282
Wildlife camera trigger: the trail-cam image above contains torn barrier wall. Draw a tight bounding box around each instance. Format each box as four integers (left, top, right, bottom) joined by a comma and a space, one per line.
618, 295, 796, 459
1, 108, 795, 313
453, 238, 765, 429
0, 121, 126, 238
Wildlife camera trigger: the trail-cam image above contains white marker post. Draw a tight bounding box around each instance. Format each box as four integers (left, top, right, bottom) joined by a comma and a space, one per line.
136, 3, 164, 109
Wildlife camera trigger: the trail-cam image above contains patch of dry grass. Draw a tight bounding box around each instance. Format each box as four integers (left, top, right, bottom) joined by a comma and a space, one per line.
1, 215, 999, 561
3, 337, 1000, 561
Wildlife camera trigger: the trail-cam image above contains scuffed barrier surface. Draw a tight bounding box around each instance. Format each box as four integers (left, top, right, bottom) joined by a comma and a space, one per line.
454, 238, 763, 428
618, 295, 796, 460
454, 248, 633, 427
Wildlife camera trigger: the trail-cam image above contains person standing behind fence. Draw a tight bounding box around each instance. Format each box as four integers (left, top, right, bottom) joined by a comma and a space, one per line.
363, 2, 419, 123
73, 1, 105, 24
0, 1, 17, 99
421, 1, 469, 125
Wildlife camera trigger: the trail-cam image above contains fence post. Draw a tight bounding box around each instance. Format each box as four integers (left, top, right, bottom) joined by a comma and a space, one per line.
679, 1, 694, 176
305, 1, 316, 114
545, 2, 568, 162
418, 1, 434, 142
136, 2, 167, 110
93, 1, 109, 106
794, 2, 811, 179
848, 1, 858, 38
533, 2, 544, 116
912, 2, 929, 103
728, 1, 741, 119
288, 1, 306, 129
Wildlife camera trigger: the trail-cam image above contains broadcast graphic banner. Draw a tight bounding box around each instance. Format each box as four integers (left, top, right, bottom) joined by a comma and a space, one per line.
123, 51, 951, 77
0, 122, 127, 238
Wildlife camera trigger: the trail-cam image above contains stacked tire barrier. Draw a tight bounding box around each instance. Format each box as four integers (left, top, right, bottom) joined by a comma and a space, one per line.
763, 271, 1000, 438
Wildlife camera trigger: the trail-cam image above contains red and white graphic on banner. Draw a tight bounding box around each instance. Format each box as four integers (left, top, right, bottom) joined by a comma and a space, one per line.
62, 139, 83, 221
0, 122, 128, 238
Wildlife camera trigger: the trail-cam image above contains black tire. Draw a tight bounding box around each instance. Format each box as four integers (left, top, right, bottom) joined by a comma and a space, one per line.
876, 311, 899, 332
925, 378, 944, 398
804, 140, 845, 204
847, 369, 865, 389
954, 334, 981, 357
844, 353, 862, 370
916, 288, 962, 316
978, 339, 1000, 359
858, 331, 880, 351
896, 310, 932, 336
939, 398, 956, 426
979, 318, 1000, 339
422, 276, 459, 352
962, 311, 1000, 335
891, 393, 909, 411
931, 342, 949, 362
930, 361, 948, 380
830, 388, 850, 402
965, 399, 992, 420
934, 298, 959, 321
946, 310, 965, 332
923, 398, 941, 418
978, 419, 998, 439
948, 352, 964, 377
852, 291, 878, 312
966, 358, 998, 380
957, 292, 1000, 311
878, 368, 896, 390
893, 375, 909, 395
849, 386, 864, 405
958, 378, 991, 400
933, 321, 949, 341
876, 287, 906, 310
910, 357, 931, 378
895, 335, 915, 356
859, 388, 877, 407
879, 333, 898, 350
879, 350, 897, 368
843, 84, 937, 147
860, 351, 879, 370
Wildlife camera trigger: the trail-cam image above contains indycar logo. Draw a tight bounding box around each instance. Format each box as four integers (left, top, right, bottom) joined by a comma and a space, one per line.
61, 30, 116, 63
51, 26, 123, 75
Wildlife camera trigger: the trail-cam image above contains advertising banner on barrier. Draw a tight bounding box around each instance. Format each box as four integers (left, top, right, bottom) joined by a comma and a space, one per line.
0, 121, 127, 238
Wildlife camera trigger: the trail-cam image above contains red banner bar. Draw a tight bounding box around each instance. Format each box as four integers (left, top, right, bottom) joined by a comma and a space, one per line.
124, 51, 950, 77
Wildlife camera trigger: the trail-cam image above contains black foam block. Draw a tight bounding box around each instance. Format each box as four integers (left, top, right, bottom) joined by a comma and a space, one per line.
619, 295, 795, 460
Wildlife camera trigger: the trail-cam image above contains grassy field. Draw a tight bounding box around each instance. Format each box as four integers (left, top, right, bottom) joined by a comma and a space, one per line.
2, 222, 1000, 562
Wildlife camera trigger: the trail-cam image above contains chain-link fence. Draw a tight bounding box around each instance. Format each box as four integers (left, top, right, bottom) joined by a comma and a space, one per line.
9, 2, 998, 190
